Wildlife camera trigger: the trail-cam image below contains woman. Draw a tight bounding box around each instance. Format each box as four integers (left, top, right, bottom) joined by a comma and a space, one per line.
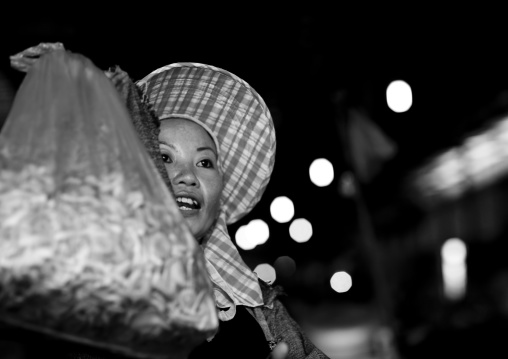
6, 44, 328, 358
134, 62, 329, 359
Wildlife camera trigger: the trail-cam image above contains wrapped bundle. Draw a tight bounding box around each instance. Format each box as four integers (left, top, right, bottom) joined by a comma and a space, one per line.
0, 49, 218, 359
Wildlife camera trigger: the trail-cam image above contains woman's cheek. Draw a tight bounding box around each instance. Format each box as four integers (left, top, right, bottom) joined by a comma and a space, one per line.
210, 175, 223, 216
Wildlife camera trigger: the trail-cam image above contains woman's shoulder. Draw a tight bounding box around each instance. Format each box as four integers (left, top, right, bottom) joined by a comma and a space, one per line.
258, 279, 286, 306
256, 280, 331, 359
188, 305, 270, 359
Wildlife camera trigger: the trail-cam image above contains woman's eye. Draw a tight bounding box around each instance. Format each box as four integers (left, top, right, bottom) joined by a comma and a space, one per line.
198, 159, 214, 168
161, 154, 172, 163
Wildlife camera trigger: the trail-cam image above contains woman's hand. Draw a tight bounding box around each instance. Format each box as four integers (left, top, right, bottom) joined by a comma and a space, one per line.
270, 342, 288, 359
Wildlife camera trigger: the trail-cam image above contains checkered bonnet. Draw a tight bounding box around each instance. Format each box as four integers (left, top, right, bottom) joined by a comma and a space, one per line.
136, 63, 276, 320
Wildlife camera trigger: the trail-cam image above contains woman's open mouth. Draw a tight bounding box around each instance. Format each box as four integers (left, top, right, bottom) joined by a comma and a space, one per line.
176, 196, 201, 211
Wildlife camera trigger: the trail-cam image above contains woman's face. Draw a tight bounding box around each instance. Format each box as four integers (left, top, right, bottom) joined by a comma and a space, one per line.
159, 118, 223, 241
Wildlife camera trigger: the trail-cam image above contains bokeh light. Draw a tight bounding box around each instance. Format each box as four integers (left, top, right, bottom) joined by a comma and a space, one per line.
330, 271, 352, 293
249, 219, 270, 245
441, 237, 467, 264
386, 80, 412, 113
270, 196, 295, 223
339, 171, 356, 198
441, 237, 467, 300
289, 218, 313, 243
235, 219, 270, 250
309, 158, 334, 187
254, 263, 276, 284
274, 256, 297, 278
235, 224, 257, 250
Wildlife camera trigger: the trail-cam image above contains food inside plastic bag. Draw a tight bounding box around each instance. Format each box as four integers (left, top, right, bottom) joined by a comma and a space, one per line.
0, 49, 218, 359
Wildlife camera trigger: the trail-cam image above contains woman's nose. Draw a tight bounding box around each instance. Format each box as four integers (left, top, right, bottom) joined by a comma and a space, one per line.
170, 164, 199, 187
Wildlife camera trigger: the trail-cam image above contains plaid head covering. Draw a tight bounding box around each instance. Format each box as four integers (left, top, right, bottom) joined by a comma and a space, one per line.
136, 63, 276, 321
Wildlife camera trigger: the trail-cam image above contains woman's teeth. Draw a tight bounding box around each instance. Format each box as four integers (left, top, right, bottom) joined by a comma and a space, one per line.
176, 197, 199, 210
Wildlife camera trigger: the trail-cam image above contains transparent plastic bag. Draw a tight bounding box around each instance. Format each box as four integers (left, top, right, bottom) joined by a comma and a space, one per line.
0, 49, 218, 359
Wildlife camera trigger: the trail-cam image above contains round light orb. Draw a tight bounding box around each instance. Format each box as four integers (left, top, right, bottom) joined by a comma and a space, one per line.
309, 158, 334, 187
270, 196, 295, 223
254, 263, 276, 284
235, 225, 257, 250
386, 80, 412, 113
274, 256, 297, 278
330, 271, 353, 293
248, 219, 270, 245
289, 218, 313, 243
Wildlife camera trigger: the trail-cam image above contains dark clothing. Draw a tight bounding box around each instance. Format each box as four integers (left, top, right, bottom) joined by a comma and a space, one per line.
252, 281, 329, 358
189, 279, 330, 359
189, 279, 330, 358
188, 305, 270, 359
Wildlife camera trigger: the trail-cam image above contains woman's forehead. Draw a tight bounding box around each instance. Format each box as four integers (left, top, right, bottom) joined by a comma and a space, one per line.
160, 118, 218, 153
161, 118, 211, 139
